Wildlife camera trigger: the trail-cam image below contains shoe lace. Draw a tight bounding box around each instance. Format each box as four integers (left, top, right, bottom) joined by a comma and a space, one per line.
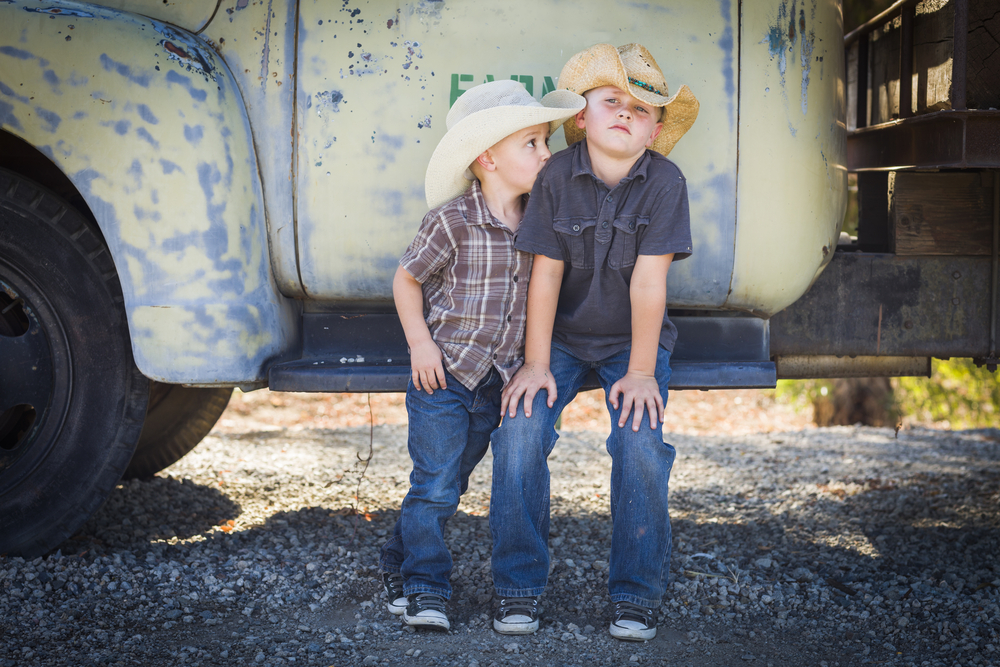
614, 601, 652, 625
498, 597, 538, 617
411, 593, 447, 613
383, 572, 404, 596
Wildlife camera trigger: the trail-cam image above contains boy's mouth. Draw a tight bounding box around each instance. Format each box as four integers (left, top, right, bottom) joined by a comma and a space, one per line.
610, 123, 631, 134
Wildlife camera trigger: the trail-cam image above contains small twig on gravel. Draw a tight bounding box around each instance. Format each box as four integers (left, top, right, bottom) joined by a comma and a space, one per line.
350, 393, 376, 542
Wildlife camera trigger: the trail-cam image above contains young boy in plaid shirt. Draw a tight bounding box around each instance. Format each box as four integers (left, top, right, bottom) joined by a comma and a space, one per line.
377, 80, 584, 631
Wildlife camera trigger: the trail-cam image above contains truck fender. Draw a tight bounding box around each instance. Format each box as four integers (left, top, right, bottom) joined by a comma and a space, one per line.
0, 0, 297, 384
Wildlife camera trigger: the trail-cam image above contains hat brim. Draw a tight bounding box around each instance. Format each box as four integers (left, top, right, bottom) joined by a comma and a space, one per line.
424, 90, 585, 209
558, 43, 699, 157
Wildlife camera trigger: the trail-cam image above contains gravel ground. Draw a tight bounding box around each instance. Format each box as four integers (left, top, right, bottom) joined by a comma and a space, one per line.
1, 391, 998, 667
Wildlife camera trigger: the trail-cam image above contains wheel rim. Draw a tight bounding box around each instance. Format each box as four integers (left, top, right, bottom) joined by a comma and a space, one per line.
0, 269, 63, 482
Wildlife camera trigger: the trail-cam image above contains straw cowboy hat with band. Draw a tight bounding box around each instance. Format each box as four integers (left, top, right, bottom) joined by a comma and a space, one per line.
558, 43, 699, 157
424, 80, 585, 209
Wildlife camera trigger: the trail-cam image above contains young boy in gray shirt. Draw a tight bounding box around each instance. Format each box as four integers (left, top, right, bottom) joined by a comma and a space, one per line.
490, 43, 699, 641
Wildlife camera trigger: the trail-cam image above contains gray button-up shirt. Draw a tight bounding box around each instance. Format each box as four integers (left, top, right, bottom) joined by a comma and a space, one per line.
401, 180, 532, 390
515, 140, 692, 361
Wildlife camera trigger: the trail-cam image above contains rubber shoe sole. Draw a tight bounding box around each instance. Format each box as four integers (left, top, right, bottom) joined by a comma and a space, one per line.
609, 620, 656, 641
493, 614, 539, 634
403, 609, 450, 630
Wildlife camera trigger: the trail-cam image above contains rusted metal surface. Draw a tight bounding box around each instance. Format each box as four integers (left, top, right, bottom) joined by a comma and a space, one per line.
775, 354, 930, 379
847, 110, 1000, 170
0, 0, 297, 384
770, 253, 994, 358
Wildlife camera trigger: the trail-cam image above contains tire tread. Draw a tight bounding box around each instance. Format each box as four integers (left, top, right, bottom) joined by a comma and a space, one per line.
0, 168, 149, 557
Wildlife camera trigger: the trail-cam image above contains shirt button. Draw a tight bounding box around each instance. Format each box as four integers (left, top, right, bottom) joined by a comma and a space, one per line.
606, 195, 613, 202
572, 224, 580, 232
629, 221, 636, 230
507, 315, 512, 322
493, 354, 498, 360
513, 275, 518, 282
602, 221, 609, 228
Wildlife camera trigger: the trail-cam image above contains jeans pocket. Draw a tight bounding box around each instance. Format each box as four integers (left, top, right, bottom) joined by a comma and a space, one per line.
553, 217, 596, 269
608, 215, 648, 269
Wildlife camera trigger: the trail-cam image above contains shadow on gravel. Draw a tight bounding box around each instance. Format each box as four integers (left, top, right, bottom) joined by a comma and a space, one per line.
58, 476, 242, 555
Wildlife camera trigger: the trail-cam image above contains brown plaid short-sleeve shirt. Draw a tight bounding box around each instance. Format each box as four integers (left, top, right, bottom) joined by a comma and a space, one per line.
400, 180, 532, 391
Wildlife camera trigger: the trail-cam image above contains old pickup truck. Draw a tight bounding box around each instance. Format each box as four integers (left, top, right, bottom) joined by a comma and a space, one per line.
2, 0, 996, 557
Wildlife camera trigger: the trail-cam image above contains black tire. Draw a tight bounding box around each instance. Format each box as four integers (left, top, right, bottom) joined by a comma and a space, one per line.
123, 383, 233, 479
0, 168, 149, 557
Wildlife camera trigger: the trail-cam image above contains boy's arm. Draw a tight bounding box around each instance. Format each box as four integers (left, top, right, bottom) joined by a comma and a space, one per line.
608, 253, 675, 431
500, 254, 564, 418
393, 265, 447, 393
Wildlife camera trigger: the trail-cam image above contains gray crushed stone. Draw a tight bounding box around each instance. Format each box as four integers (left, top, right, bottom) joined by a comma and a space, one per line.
1, 421, 998, 667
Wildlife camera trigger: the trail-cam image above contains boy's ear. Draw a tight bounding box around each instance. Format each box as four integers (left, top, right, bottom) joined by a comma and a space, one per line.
574, 108, 587, 130
645, 122, 664, 148
475, 149, 497, 172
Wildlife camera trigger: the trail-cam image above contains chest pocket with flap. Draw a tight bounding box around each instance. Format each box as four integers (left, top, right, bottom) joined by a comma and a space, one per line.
552, 218, 596, 270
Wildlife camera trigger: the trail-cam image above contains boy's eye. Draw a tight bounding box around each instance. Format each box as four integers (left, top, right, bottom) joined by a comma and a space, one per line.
527, 139, 536, 148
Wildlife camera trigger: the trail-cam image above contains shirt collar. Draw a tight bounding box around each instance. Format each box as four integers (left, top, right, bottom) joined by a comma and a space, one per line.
463, 178, 525, 230
462, 179, 493, 227
569, 139, 652, 185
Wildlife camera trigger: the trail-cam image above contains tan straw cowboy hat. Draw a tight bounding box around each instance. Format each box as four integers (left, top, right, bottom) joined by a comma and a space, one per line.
424, 80, 585, 209
558, 43, 699, 157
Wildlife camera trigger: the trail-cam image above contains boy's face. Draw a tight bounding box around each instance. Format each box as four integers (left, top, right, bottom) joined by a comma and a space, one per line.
485, 123, 552, 195
575, 86, 663, 160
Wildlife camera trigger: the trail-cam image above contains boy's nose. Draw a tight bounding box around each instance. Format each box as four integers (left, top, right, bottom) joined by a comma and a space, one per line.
617, 107, 632, 120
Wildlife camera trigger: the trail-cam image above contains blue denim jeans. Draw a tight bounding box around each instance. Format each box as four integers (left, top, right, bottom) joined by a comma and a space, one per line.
490, 345, 676, 608
379, 368, 501, 599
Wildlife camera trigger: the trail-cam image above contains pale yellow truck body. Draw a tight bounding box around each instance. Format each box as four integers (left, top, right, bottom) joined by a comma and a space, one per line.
1, 0, 846, 384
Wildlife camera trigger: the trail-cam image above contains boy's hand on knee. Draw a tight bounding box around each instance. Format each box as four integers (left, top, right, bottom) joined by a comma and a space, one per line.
501, 361, 557, 418
410, 339, 447, 393
609, 372, 664, 432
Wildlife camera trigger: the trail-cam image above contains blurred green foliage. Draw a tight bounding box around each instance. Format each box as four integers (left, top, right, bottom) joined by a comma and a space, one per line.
776, 359, 999, 429
896, 358, 999, 429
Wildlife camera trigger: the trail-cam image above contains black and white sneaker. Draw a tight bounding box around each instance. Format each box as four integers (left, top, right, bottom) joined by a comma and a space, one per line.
402, 593, 450, 630
381, 571, 407, 616
493, 596, 539, 634
609, 600, 656, 641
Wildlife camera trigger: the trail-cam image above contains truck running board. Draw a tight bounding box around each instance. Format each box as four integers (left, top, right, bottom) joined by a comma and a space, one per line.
268, 313, 776, 392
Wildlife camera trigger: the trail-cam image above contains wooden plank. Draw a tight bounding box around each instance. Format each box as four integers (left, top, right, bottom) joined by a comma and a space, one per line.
863, 0, 999, 122
889, 171, 994, 255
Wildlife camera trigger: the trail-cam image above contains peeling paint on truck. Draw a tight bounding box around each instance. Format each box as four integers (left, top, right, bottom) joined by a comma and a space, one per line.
0, 0, 297, 383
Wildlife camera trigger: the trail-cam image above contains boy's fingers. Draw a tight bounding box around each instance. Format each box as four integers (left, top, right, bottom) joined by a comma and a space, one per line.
521, 388, 536, 418
436, 366, 448, 389
617, 396, 633, 428
423, 369, 437, 392
631, 401, 647, 432
505, 385, 526, 418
